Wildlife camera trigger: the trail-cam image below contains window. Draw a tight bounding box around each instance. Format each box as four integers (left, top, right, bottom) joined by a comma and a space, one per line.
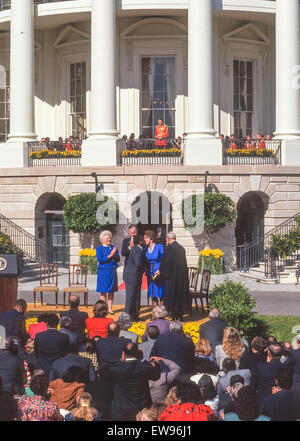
70, 62, 87, 140
0, 70, 10, 143
141, 57, 176, 138
233, 60, 253, 139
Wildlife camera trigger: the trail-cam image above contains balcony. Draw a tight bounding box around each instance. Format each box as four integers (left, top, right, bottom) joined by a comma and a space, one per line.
28, 141, 82, 167
222, 140, 282, 166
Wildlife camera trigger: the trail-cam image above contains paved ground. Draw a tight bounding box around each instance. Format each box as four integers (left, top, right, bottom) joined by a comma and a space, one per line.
17, 270, 300, 316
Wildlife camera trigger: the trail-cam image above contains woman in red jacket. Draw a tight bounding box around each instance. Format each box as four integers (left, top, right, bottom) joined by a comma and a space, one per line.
85, 301, 113, 339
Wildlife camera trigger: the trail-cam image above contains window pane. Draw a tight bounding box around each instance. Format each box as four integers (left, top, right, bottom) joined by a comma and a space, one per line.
70, 63, 87, 139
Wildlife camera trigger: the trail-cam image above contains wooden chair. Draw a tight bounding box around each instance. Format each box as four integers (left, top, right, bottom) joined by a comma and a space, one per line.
33, 264, 59, 308
188, 267, 211, 314
63, 264, 88, 308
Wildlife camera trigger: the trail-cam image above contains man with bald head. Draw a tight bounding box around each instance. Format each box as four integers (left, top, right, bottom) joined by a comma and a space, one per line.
59, 295, 88, 337
199, 308, 227, 354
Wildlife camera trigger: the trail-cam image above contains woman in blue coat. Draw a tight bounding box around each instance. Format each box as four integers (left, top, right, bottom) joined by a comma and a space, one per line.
144, 230, 164, 309
96, 230, 120, 315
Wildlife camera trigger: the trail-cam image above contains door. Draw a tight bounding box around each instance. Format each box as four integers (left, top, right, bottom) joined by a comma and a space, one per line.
46, 214, 70, 268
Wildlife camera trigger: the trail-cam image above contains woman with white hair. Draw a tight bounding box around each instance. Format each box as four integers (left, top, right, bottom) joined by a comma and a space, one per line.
96, 230, 120, 315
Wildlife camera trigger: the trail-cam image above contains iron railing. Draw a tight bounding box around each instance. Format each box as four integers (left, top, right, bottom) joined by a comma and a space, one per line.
239, 237, 265, 273
0, 213, 56, 264
223, 140, 281, 166
117, 138, 184, 166
28, 141, 82, 167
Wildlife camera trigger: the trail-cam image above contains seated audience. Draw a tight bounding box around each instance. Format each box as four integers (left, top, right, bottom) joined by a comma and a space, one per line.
0, 390, 18, 421
139, 325, 160, 361
0, 299, 28, 342
239, 336, 267, 374
197, 374, 219, 415
150, 321, 195, 373
118, 313, 138, 343
0, 337, 25, 395
34, 314, 70, 376
217, 358, 251, 396
60, 295, 89, 337
215, 327, 246, 370
109, 343, 161, 421
261, 366, 300, 421
49, 366, 87, 412
190, 358, 219, 388
78, 338, 99, 373
65, 392, 102, 421
222, 386, 270, 421
198, 309, 227, 354
18, 370, 63, 421
27, 314, 49, 339
287, 339, 300, 388
149, 356, 181, 403
136, 403, 167, 421
142, 305, 170, 342
86, 301, 113, 339
158, 382, 217, 421
218, 374, 245, 412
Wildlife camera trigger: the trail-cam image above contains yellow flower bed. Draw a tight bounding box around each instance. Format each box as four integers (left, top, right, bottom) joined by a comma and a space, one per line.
128, 322, 201, 344
25, 317, 38, 332
30, 149, 81, 159
79, 248, 97, 257
200, 248, 224, 260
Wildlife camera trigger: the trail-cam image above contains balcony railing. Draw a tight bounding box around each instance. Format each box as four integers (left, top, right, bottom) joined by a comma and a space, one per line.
223, 140, 282, 166
0, 0, 75, 11
117, 138, 184, 166
28, 141, 82, 167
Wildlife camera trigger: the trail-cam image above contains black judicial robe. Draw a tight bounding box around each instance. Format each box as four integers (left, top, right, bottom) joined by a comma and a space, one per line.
160, 241, 189, 314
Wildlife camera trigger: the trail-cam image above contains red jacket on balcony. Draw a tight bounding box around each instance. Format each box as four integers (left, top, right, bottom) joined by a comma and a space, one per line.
155, 124, 169, 147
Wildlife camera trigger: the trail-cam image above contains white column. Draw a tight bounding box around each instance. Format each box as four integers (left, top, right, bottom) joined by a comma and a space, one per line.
82, 0, 118, 166
8, 0, 36, 141
184, 0, 222, 166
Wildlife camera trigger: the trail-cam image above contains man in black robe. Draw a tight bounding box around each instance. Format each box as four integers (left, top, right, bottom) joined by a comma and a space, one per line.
159, 232, 189, 321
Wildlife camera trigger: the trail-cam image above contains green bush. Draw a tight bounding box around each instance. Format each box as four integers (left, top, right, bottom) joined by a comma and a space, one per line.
182, 193, 237, 234
0, 232, 23, 275
270, 216, 300, 259
63, 193, 118, 234
198, 255, 223, 275
80, 256, 98, 275
209, 279, 257, 338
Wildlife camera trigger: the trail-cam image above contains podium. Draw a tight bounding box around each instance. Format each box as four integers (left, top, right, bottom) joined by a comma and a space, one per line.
0, 255, 18, 314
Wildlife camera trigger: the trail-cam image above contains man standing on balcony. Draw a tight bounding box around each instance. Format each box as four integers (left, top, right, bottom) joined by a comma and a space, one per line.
155, 118, 169, 147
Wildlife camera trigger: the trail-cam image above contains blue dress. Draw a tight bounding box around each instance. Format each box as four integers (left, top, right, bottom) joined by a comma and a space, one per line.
96, 245, 120, 293
144, 244, 164, 299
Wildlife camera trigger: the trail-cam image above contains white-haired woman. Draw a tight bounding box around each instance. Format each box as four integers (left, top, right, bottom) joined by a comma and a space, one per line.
96, 230, 120, 315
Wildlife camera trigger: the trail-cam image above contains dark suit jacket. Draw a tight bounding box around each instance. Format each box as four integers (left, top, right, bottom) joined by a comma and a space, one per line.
289, 349, 300, 388
239, 350, 268, 375
253, 359, 282, 405
150, 333, 195, 373
123, 245, 144, 285
217, 369, 251, 395
261, 388, 300, 421
95, 336, 131, 372
48, 353, 97, 382
121, 237, 132, 268
0, 351, 25, 394
34, 329, 70, 375
110, 360, 161, 421
199, 318, 228, 354
58, 328, 79, 351
59, 308, 89, 337
0, 308, 27, 340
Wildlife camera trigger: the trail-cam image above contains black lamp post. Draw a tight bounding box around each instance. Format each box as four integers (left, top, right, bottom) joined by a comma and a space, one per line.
91, 172, 103, 194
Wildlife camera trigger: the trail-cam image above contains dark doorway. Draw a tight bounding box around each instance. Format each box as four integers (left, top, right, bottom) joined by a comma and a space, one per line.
236, 192, 266, 268
131, 191, 172, 245
35, 193, 70, 267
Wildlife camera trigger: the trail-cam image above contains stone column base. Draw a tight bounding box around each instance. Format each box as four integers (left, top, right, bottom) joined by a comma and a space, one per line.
281, 139, 300, 166
184, 137, 223, 166
81, 137, 118, 167
0, 141, 29, 168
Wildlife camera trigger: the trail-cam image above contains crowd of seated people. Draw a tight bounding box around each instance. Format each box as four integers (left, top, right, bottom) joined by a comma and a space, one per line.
221, 133, 274, 150
39, 136, 82, 152
1, 299, 300, 422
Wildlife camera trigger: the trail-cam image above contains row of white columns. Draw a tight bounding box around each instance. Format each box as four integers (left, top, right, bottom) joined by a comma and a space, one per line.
5, 0, 300, 164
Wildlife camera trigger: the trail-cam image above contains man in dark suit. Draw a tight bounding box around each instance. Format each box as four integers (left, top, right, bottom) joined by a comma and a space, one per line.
252, 343, 283, 408
239, 336, 267, 375
159, 232, 189, 320
34, 314, 70, 376
110, 342, 161, 421
288, 346, 300, 389
95, 322, 131, 419
59, 295, 88, 337
58, 316, 79, 352
150, 320, 195, 373
261, 365, 300, 421
199, 308, 227, 354
217, 358, 251, 396
124, 235, 144, 321
48, 351, 96, 382
0, 299, 28, 343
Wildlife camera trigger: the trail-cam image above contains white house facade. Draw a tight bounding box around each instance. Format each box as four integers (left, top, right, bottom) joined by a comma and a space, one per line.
0, 0, 300, 282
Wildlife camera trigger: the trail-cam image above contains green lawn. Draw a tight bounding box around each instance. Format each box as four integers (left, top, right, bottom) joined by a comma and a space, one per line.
255, 315, 300, 343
